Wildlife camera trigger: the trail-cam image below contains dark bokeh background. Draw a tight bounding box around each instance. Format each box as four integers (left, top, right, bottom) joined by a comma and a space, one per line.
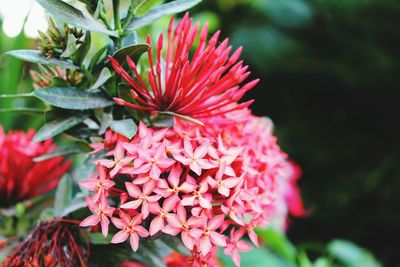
195, 0, 400, 266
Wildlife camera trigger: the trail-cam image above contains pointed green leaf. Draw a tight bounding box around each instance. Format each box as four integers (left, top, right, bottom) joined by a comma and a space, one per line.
91, 68, 112, 89
54, 175, 73, 217
73, 32, 91, 64
110, 119, 137, 139
111, 43, 149, 67
61, 193, 86, 217
87, 232, 113, 244
60, 34, 78, 58
36, 0, 117, 36
6, 50, 79, 69
0, 108, 45, 116
132, 0, 163, 16
33, 87, 114, 110
127, 0, 201, 31
328, 240, 382, 267
33, 147, 82, 162
34, 114, 88, 142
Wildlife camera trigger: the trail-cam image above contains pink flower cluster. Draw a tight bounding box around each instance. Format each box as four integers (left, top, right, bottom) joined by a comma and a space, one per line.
79, 109, 304, 266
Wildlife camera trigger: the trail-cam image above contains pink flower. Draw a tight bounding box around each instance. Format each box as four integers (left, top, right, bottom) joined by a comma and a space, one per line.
224, 228, 253, 267
207, 162, 241, 197
79, 164, 115, 202
181, 181, 212, 209
80, 195, 115, 237
97, 142, 133, 177
120, 181, 162, 219
148, 196, 176, 236
163, 205, 205, 250
111, 211, 149, 252
174, 138, 215, 175
133, 144, 175, 179
154, 164, 197, 202
110, 13, 259, 123
190, 215, 227, 255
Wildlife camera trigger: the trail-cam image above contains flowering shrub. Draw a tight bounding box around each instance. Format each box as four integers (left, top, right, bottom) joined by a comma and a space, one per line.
1, 0, 305, 266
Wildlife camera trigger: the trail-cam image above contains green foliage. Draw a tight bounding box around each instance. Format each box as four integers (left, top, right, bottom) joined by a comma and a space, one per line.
111, 43, 149, 67
36, 0, 117, 36
7, 50, 79, 69
110, 119, 138, 139
32, 87, 114, 110
126, 0, 202, 31
218, 229, 382, 267
328, 240, 382, 267
34, 114, 88, 142
54, 174, 73, 216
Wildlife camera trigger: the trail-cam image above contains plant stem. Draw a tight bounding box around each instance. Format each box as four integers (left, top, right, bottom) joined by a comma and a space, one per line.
112, 0, 122, 49
0, 93, 33, 98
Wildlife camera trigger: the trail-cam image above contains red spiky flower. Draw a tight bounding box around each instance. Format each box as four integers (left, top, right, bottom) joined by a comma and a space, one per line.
110, 13, 259, 124
0, 127, 71, 207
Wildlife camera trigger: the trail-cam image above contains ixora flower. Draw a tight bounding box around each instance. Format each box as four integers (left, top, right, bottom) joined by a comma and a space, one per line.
80, 111, 305, 266
110, 13, 259, 124
2, 220, 88, 267
0, 127, 71, 207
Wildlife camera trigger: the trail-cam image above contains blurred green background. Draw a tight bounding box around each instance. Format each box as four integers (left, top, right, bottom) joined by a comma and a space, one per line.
1, 0, 399, 266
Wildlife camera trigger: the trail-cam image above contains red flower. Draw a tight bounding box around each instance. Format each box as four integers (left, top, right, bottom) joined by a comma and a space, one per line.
110, 13, 259, 124
0, 127, 71, 207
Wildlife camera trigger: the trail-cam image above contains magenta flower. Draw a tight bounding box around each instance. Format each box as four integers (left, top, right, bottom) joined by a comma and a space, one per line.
110, 13, 259, 124
111, 211, 149, 252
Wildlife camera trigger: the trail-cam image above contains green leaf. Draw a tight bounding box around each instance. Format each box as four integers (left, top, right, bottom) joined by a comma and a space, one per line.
60, 34, 78, 58
91, 68, 112, 89
219, 246, 292, 267
0, 107, 45, 116
54, 175, 73, 217
33, 87, 114, 110
111, 43, 149, 67
127, 0, 201, 31
73, 32, 91, 65
328, 240, 382, 267
6, 50, 79, 70
88, 45, 108, 71
255, 227, 297, 264
88, 232, 113, 244
110, 119, 137, 139
34, 114, 88, 142
33, 147, 82, 162
36, 0, 117, 36
98, 112, 113, 135
61, 193, 86, 217
132, 0, 163, 16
